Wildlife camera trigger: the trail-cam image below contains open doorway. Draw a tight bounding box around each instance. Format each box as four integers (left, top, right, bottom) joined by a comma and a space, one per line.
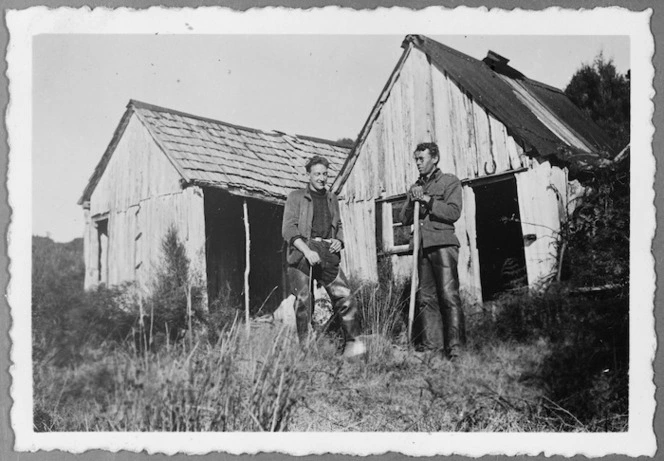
247, 199, 285, 314
203, 188, 284, 314
96, 218, 109, 284
473, 176, 527, 300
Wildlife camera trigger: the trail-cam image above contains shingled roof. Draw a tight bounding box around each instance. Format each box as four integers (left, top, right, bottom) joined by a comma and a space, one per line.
79, 100, 350, 205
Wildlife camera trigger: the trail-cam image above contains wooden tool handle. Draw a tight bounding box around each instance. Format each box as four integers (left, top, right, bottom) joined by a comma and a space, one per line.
407, 203, 420, 345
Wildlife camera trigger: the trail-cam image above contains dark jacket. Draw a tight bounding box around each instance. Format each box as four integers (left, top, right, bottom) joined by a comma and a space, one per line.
400, 168, 463, 249
282, 187, 344, 265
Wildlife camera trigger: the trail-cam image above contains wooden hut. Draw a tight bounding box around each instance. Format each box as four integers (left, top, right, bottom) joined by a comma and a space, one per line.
79, 100, 349, 311
332, 35, 613, 302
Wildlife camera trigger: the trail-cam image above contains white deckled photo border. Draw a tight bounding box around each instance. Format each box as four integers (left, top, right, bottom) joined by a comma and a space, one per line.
6, 5, 656, 457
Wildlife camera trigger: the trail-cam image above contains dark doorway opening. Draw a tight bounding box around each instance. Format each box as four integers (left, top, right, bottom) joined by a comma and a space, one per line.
96, 218, 109, 284
473, 176, 527, 300
247, 198, 285, 314
203, 188, 284, 314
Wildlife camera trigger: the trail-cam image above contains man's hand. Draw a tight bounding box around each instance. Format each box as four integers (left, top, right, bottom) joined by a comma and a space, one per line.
329, 238, 343, 254
305, 249, 321, 266
409, 184, 431, 203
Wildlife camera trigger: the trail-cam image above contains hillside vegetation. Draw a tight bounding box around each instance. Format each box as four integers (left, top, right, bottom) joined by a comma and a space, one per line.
32, 230, 628, 432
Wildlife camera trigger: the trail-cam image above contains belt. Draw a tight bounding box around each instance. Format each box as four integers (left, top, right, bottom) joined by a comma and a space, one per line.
311, 237, 333, 243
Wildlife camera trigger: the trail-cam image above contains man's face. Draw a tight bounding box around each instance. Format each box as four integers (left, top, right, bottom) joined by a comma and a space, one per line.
414, 149, 437, 176
308, 163, 329, 192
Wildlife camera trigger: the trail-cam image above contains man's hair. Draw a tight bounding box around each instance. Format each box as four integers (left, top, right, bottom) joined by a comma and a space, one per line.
305, 155, 330, 172
414, 142, 440, 164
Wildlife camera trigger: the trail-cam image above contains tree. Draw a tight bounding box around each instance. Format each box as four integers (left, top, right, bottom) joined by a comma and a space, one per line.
561, 53, 630, 290
335, 137, 355, 148
564, 53, 630, 152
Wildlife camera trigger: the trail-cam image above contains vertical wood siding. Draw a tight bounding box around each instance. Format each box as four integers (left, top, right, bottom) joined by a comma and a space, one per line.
339, 199, 377, 281
85, 115, 207, 293
89, 116, 182, 217
340, 48, 537, 302
457, 186, 482, 301
516, 161, 568, 288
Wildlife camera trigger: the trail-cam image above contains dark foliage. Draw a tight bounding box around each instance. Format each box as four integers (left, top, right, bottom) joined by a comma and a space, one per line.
32, 228, 209, 366
560, 53, 630, 290
563, 162, 629, 289
32, 236, 139, 365
564, 53, 630, 152
474, 285, 628, 428
32, 236, 85, 338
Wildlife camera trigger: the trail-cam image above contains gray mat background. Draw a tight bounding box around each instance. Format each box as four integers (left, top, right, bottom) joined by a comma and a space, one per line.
1, 1, 660, 460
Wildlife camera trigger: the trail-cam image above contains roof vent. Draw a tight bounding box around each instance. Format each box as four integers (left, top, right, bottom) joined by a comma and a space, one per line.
483, 50, 510, 68
483, 50, 524, 79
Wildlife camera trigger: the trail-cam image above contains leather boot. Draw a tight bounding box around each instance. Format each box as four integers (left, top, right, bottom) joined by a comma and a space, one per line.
324, 270, 361, 341
287, 267, 313, 344
435, 246, 466, 357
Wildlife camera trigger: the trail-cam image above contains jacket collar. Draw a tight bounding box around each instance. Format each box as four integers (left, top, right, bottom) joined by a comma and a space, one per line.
419, 167, 442, 185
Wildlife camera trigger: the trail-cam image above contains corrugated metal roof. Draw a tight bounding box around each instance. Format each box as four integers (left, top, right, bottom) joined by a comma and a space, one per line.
407, 35, 613, 157
333, 35, 614, 192
80, 100, 350, 205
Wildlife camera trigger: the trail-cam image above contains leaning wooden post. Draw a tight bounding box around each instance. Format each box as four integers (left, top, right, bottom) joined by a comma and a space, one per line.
243, 198, 251, 338
186, 283, 193, 351
407, 204, 421, 346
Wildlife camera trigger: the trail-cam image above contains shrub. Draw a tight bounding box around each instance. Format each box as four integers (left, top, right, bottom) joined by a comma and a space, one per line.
562, 163, 629, 290
143, 226, 206, 346
32, 236, 86, 361
32, 236, 141, 365
470, 283, 628, 428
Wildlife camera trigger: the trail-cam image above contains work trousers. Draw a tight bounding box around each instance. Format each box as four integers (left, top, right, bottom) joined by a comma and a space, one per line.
416, 245, 466, 355
287, 240, 361, 344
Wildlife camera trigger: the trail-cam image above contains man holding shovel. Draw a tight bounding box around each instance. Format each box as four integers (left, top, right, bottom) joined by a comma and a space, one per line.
282, 155, 366, 358
400, 143, 466, 361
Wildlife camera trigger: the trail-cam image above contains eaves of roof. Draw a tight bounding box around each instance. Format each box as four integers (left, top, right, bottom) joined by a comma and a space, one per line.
79, 100, 350, 206
78, 104, 139, 205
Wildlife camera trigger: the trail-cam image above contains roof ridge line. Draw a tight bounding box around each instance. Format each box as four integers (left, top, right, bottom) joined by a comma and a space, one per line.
128, 99, 280, 137
407, 35, 485, 65
411, 36, 566, 94
129, 99, 347, 148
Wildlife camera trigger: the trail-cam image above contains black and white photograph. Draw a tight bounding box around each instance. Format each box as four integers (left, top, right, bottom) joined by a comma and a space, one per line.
6, 5, 656, 457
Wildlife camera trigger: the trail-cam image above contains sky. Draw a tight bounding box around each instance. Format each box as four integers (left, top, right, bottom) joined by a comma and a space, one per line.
32, 34, 629, 242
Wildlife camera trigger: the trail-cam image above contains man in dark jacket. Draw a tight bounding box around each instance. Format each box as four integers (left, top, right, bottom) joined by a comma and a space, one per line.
400, 142, 466, 360
282, 155, 365, 358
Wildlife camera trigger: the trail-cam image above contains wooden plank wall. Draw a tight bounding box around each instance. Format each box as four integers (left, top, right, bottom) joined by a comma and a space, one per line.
338, 199, 378, 281
85, 115, 207, 295
515, 161, 568, 288
340, 47, 531, 302
430, 64, 528, 180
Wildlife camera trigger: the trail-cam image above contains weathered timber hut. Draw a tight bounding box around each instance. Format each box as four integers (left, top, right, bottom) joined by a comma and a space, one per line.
79, 100, 349, 310
333, 35, 614, 302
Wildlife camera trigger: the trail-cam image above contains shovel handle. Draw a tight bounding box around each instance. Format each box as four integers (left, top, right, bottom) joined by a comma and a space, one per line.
407, 203, 420, 345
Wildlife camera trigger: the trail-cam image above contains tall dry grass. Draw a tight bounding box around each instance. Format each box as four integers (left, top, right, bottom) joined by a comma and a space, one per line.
34, 322, 306, 431
352, 278, 408, 365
